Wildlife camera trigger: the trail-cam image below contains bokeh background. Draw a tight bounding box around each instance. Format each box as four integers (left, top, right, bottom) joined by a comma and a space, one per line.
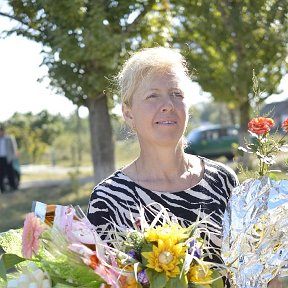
0, 0, 287, 231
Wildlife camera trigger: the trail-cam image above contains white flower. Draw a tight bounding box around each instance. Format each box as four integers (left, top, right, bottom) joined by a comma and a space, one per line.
279, 144, 288, 152
6, 264, 52, 288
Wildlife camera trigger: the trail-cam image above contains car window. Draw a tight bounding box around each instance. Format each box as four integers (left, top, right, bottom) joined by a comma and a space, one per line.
219, 128, 227, 137
202, 130, 220, 140
227, 127, 238, 136
187, 131, 201, 142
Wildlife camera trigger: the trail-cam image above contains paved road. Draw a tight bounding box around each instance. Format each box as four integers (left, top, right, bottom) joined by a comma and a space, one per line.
19, 165, 94, 189
20, 176, 94, 189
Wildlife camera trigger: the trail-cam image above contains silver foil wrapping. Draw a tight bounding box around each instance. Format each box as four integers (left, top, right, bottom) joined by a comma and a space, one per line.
222, 177, 288, 287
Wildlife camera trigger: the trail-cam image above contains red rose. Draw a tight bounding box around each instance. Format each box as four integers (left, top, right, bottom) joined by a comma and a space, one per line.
248, 117, 275, 135
282, 119, 288, 133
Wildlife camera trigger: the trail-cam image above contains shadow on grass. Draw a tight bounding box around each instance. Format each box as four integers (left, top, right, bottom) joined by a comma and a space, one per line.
0, 181, 95, 232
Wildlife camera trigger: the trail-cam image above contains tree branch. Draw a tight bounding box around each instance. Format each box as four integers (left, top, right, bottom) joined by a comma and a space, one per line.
0, 11, 30, 28
122, 0, 155, 35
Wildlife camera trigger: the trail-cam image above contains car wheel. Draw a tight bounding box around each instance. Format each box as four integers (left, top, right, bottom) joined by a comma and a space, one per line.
226, 154, 234, 161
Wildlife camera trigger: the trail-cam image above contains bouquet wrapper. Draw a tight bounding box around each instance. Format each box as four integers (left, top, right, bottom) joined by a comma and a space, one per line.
222, 177, 288, 287
32, 201, 99, 249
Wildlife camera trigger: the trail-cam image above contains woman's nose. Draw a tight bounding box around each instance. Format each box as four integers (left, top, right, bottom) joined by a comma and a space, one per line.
161, 97, 174, 112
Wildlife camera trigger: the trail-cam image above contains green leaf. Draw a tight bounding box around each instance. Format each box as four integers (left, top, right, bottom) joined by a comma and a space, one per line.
165, 274, 188, 288
0, 253, 26, 281
0, 258, 7, 281
141, 243, 153, 266
141, 243, 153, 253
211, 270, 225, 288
53, 284, 74, 288
146, 268, 168, 288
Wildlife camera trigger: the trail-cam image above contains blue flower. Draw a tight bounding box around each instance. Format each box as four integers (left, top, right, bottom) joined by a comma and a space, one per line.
137, 270, 149, 286
127, 249, 141, 261
188, 239, 201, 259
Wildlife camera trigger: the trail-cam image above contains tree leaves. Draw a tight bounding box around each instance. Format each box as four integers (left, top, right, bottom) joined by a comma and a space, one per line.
172, 0, 288, 131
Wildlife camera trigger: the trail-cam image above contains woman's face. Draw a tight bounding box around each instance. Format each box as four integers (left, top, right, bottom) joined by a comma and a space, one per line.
123, 70, 190, 148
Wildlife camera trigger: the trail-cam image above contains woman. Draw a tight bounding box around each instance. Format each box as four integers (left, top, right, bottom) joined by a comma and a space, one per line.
87, 47, 238, 287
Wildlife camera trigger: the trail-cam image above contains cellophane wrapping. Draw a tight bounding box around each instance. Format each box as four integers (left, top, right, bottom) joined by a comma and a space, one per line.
222, 177, 288, 287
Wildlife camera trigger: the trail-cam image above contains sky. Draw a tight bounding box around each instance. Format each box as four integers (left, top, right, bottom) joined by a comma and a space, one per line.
0, 4, 87, 122
0, 32, 211, 122
0, 5, 287, 122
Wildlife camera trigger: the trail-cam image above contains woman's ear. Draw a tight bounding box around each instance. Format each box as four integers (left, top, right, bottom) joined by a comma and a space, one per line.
122, 104, 134, 129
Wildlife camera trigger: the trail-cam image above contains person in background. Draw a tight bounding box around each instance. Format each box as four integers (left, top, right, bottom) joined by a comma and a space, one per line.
0, 124, 18, 192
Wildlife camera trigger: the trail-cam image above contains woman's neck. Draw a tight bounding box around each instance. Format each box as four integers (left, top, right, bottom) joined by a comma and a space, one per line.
136, 147, 188, 181
121, 139, 204, 192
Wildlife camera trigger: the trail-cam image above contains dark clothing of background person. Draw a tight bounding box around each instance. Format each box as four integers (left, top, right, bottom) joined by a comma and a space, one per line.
0, 126, 18, 192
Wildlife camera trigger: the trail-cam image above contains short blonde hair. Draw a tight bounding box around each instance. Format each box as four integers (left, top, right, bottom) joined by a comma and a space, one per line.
117, 47, 190, 107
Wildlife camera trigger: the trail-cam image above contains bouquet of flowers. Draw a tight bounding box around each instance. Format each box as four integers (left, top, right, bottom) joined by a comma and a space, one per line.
0, 202, 225, 288
0, 202, 119, 288
222, 115, 288, 287
239, 116, 288, 177
110, 203, 225, 288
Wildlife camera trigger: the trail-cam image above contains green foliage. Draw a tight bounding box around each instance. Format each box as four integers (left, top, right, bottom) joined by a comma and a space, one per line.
0, 253, 25, 281
115, 139, 140, 169
52, 111, 91, 166
5, 110, 65, 163
0, 228, 105, 287
2, 109, 139, 167
2, 1, 287, 176
210, 270, 226, 288
2, 0, 175, 180
166, 274, 187, 288
171, 0, 288, 130
146, 268, 168, 288
3, 0, 173, 106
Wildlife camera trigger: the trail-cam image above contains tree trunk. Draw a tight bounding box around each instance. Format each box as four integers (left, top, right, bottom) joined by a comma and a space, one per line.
228, 108, 237, 126
87, 95, 115, 185
76, 108, 82, 166
238, 100, 252, 170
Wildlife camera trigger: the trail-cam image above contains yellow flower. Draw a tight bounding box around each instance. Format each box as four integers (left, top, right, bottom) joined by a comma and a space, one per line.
188, 264, 213, 287
120, 273, 139, 288
125, 274, 139, 288
120, 265, 140, 288
144, 223, 189, 244
142, 239, 186, 277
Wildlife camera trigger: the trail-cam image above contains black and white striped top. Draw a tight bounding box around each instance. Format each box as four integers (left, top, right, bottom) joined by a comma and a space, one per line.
87, 157, 238, 265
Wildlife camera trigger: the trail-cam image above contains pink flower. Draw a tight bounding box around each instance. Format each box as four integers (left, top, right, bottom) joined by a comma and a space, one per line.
22, 213, 46, 259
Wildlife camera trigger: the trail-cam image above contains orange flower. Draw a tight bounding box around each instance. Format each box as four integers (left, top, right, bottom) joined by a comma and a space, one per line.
282, 118, 288, 133
248, 117, 274, 135
22, 213, 46, 259
89, 254, 100, 270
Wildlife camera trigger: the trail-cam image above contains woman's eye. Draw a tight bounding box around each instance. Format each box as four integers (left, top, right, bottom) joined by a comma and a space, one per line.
172, 91, 184, 98
146, 94, 157, 99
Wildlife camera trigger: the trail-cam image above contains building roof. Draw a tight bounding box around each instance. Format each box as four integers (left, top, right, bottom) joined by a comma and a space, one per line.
260, 100, 288, 131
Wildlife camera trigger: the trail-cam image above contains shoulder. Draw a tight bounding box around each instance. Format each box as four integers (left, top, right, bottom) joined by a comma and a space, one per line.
4, 135, 11, 141
4, 135, 14, 142
90, 170, 135, 198
202, 157, 239, 187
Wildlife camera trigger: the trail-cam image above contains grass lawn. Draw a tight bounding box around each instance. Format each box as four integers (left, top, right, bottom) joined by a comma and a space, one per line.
0, 139, 140, 232
1, 153, 288, 286
0, 181, 94, 232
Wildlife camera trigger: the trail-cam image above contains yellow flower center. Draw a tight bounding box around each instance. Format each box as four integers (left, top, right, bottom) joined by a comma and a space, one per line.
158, 251, 174, 264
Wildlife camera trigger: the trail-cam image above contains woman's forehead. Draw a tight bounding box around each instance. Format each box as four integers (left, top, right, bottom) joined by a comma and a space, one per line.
139, 70, 187, 89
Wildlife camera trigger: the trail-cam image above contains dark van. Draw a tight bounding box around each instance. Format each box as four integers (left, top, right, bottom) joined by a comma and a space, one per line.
185, 124, 239, 160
